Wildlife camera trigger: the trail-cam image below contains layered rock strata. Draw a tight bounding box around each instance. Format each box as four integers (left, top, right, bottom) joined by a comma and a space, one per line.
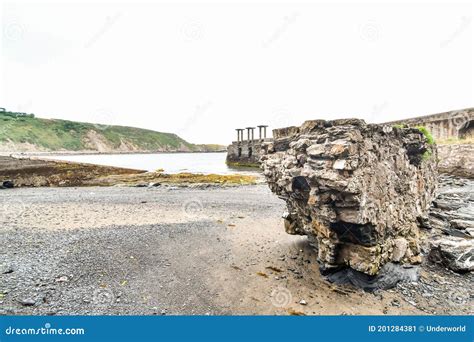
261, 119, 437, 276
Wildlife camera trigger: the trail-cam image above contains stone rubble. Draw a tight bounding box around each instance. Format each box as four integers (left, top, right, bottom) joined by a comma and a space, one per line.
261, 119, 438, 280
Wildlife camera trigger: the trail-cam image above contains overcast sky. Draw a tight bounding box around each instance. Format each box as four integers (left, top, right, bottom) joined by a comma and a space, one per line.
1, 0, 472, 144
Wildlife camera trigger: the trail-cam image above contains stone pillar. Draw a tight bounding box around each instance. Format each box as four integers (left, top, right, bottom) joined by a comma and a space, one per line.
236, 129, 240, 142
246, 127, 255, 141
258, 125, 268, 139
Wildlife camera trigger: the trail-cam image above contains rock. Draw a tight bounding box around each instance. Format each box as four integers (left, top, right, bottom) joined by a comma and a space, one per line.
429, 237, 474, 273
55, 276, 69, 282
2, 180, 14, 188
451, 219, 474, 231
299, 299, 307, 305
262, 119, 437, 277
392, 238, 408, 262
0, 264, 14, 274
326, 262, 419, 291
19, 298, 36, 306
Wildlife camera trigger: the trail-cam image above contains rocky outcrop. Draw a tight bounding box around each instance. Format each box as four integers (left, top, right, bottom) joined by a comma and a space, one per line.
261, 119, 437, 280
425, 175, 474, 273
0, 156, 145, 187
429, 237, 473, 273
437, 144, 474, 179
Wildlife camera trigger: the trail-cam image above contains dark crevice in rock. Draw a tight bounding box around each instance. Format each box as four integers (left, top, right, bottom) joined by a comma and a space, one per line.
330, 221, 378, 246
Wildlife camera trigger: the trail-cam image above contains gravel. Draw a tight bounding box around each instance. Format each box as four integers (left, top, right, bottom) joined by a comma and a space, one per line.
0, 185, 283, 315
0, 182, 472, 315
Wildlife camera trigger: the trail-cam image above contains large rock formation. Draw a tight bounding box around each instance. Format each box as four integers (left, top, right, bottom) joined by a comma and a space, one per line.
261, 119, 437, 279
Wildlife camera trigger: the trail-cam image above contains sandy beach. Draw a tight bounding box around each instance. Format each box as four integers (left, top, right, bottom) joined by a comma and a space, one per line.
1, 184, 472, 315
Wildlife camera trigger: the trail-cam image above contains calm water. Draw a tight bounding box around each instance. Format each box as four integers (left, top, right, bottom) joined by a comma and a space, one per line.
41, 152, 259, 175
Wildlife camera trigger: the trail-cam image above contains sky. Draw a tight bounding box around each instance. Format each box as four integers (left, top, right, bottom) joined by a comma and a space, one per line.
0, 0, 472, 145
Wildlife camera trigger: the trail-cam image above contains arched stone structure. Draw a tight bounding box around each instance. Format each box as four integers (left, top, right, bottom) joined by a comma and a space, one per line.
385, 108, 473, 140
458, 120, 474, 139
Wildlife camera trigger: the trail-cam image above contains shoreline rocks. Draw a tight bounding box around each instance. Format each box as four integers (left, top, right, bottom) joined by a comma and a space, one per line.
261, 119, 437, 280
437, 144, 474, 179
0, 156, 257, 188
425, 175, 474, 273
0, 180, 14, 189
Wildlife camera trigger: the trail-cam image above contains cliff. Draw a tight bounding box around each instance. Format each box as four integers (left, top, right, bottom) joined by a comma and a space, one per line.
0, 111, 224, 153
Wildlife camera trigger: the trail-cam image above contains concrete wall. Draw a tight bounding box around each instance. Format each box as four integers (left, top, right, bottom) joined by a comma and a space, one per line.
226, 139, 272, 166
385, 108, 473, 140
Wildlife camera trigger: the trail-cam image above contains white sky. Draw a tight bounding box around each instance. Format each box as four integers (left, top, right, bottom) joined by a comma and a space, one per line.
1, 0, 472, 145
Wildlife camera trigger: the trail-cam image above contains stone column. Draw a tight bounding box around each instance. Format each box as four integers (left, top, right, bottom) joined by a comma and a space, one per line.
236, 129, 240, 142
258, 125, 268, 139
246, 127, 255, 141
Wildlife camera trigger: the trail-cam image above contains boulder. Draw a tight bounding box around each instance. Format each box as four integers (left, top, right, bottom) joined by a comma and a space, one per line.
1, 180, 14, 189
262, 119, 437, 277
429, 237, 474, 273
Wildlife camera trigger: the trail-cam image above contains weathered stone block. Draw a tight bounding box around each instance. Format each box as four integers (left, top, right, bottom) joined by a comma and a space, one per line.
262, 119, 437, 276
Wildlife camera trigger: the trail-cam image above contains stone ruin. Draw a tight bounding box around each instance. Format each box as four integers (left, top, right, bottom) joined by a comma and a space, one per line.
261, 119, 437, 288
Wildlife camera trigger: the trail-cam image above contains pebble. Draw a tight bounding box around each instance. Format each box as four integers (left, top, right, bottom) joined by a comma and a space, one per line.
55, 276, 69, 283
299, 300, 307, 305
1, 265, 14, 274
391, 299, 400, 307
20, 298, 36, 306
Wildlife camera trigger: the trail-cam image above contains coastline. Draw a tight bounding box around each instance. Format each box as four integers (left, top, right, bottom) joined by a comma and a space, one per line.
0, 155, 258, 188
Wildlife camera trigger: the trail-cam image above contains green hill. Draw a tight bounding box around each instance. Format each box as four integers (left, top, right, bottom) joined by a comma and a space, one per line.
0, 111, 224, 153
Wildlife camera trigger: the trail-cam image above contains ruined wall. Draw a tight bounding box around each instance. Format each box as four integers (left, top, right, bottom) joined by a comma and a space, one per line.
261, 119, 437, 276
226, 139, 272, 166
386, 108, 473, 141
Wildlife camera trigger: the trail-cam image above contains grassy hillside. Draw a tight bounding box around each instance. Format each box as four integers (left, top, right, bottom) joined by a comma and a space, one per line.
0, 111, 224, 153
